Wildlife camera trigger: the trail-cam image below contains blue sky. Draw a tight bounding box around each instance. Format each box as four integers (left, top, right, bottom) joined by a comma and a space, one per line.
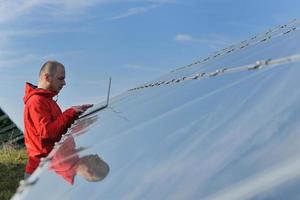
0, 0, 299, 129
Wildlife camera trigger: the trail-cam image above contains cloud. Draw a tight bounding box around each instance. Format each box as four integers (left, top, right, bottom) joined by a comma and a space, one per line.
0, 25, 90, 69
0, 53, 38, 69
0, 0, 175, 69
0, 28, 89, 38
0, 49, 83, 69
175, 34, 195, 43
0, 0, 108, 24
124, 64, 166, 73
0, 0, 39, 24
112, 4, 161, 20
0, 0, 174, 49
0, 0, 175, 23
111, 0, 176, 20
175, 33, 235, 50
0, 0, 100, 51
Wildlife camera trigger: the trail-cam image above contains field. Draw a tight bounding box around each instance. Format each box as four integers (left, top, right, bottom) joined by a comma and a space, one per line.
0, 145, 27, 200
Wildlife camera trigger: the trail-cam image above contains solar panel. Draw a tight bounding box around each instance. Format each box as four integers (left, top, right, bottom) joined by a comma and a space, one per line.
12, 19, 300, 200
0, 107, 24, 146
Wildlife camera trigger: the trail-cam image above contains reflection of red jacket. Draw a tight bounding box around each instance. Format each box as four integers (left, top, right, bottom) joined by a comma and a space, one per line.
49, 137, 79, 184
23, 82, 78, 174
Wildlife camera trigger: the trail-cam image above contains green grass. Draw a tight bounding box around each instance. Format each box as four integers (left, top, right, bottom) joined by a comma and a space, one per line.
0, 144, 27, 200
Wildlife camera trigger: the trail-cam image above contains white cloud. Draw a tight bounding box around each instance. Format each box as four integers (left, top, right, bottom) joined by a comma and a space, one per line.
0, 0, 101, 54
0, 26, 87, 69
0, 28, 89, 39
0, 0, 110, 24
0, 53, 38, 69
111, 0, 176, 20
0, 0, 174, 48
175, 33, 235, 50
0, 0, 175, 23
0, 0, 39, 23
112, 4, 161, 20
0, 49, 83, 69
124, 64, 166, 73
175, 34, 195, 43
0, 0, 175, 69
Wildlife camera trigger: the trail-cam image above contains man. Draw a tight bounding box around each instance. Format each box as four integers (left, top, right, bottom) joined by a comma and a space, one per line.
23, 60, 93, 178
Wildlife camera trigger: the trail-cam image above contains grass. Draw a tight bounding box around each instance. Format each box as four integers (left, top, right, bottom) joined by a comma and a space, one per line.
0, 144, 27, 200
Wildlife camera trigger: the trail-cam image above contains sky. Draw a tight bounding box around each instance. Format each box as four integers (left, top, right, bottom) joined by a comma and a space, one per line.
0, 0, 299, 129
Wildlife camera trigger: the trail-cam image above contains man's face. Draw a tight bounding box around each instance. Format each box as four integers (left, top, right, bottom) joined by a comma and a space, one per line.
48, 66, 66, 94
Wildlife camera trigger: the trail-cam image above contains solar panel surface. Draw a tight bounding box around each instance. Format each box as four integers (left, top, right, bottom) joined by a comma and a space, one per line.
12, 19, 300, 200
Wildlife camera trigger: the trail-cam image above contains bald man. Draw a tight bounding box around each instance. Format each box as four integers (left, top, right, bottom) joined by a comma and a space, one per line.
23, 61, 93, 178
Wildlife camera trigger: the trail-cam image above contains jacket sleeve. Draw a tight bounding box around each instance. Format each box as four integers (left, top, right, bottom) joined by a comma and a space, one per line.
28, 97, 78, 142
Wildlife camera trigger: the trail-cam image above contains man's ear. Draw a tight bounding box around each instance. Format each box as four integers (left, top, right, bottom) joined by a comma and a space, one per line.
44, 73, 50, 81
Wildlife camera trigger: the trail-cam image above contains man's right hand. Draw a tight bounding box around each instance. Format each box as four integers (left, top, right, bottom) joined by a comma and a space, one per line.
72, 104, 94, 115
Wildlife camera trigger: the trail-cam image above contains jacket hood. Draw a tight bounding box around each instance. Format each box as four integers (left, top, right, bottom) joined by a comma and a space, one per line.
23, 82, 57, 104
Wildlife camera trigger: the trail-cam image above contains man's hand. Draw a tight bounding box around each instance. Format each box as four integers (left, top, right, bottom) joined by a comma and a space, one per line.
72, 104, 94, 115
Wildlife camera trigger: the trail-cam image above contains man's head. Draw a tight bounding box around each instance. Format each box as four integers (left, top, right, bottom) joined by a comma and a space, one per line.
38, 61, 66, 93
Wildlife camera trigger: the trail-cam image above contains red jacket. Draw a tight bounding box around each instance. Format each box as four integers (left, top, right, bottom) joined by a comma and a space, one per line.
23, 82, 78, 174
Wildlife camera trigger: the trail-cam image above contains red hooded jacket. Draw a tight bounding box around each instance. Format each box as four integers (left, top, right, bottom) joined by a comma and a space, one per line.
23, 82, 78, 174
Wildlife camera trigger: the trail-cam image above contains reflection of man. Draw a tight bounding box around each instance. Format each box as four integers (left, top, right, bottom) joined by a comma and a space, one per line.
49, 136, 109, 184
23, 61, 93, 179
